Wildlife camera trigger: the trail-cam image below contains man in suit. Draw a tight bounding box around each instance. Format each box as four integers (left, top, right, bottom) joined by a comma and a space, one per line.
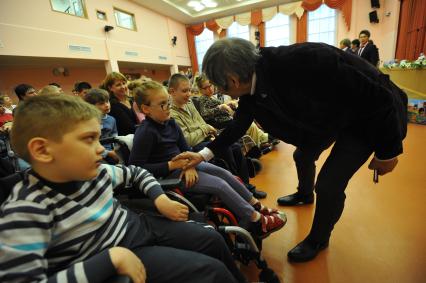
358, 30, 380, 66
339, 38, 353, 53
173, 38, 407, 262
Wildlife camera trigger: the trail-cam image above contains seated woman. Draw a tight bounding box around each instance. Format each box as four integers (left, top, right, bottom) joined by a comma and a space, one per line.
128, 80, 285, 237
195, 74, 271, 149
100, 72, 139, 135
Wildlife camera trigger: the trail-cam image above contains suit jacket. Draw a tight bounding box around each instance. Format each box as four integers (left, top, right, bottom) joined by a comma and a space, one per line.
208, 43, 407, 160
358, 42, 379, 66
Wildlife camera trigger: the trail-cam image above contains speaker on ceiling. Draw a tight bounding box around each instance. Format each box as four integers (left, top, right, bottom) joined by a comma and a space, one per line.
371, 0, 380, 8
369, 11, 379, 23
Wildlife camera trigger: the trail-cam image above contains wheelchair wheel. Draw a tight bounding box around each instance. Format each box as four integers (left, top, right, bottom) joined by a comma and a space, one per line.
259, 268, 280, 283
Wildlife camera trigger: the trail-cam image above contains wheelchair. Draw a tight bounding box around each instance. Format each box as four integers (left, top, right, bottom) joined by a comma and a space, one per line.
101, 136, 282, 283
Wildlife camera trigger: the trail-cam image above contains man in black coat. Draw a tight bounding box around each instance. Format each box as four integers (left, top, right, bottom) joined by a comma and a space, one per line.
173, 38, 407, 262
358, 30, 380, 66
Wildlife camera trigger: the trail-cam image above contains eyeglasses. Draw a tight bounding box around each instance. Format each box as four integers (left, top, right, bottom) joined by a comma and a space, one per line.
147, 99, 172, 111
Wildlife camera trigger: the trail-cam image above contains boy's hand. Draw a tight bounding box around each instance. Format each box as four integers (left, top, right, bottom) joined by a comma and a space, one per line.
181, 168, 198, 188
168, 158, 189, 171
109, 247, 146, 283
207, 125, 217, 136
154, 194, 188, 221
107, 150, 120, 163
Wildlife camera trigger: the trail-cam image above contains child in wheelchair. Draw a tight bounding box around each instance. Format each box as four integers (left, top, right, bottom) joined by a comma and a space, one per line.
128, 80, 286, 238
84, 88, 120, 164
0, 95, 247, 283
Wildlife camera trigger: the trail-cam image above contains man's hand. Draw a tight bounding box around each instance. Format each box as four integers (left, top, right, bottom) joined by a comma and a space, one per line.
219, 104, 233, 114
172, 152, 204, 170
181, 168, 198, 188
154, 194, 189, 221
368, 157, 398, 176
109, 247, 146, 283
168, 158, 189, 171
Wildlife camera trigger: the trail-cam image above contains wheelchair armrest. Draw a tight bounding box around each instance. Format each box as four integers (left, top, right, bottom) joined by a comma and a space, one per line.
104, 275, 132, 283
158, 178, 182, 190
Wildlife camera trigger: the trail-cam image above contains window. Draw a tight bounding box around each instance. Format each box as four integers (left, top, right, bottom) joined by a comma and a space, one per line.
114, 8, 136, 30
50, 0, 87, 18
227, 22, 249, 40
265, 13, 290, 47
195, 29, 214, 71
308, 5, 336, 46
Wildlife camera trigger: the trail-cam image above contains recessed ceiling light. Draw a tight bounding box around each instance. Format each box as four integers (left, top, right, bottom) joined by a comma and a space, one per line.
201, 0, 218, 8
187, 1, 199, 7
193, 4, 205, 11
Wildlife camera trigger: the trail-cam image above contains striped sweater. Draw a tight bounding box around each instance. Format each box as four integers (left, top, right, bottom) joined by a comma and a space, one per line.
0, 164, 163, 283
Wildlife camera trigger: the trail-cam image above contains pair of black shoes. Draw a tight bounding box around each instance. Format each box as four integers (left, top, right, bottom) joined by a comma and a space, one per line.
288, 238, 329, 262
277, 192, 326, 262
246, 183, 267, 199
277, 192, 314, 206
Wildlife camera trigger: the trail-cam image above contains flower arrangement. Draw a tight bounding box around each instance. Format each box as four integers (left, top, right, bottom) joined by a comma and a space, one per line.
383, 53, 426, 69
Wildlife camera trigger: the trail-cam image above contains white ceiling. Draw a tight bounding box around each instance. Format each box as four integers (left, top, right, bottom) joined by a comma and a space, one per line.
133, 0, 299, 24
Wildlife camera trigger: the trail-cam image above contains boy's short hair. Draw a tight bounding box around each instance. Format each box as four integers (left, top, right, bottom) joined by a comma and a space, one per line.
11, 95, 101, 162
133, 81, 166, 108
351, 39, 360, 47
14, 84, 34, 100
38, 85, 62, 96
84, 88, 110, 105
74, 81, 92, 93
168, 73, 189, 89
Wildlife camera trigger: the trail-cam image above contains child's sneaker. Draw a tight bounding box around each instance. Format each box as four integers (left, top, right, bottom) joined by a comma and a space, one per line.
257, 213, 286, 238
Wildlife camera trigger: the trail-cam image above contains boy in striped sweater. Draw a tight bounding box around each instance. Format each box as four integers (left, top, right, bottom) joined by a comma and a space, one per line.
0, 95, 246, 283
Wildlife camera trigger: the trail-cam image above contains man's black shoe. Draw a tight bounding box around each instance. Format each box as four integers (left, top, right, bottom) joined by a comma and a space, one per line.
277, 192, 314, 206
287, 239, 329, 262
246, 184, 267, 199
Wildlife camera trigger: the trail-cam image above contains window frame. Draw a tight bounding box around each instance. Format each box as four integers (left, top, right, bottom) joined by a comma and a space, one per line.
195, 28, 215, 72
113, 7, 137, 31
265, 13, 291, 47
307, 4, 337, 46
226, 21, 250, 41
49, 0, 88, 19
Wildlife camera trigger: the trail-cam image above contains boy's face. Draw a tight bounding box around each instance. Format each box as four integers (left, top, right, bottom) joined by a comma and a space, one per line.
142, 89, 171, 123
24, 88, 37, 100
78, 88, 90, 98
170, 80, 191, 107
45, 118, 105, 182
96, 101, 111, 114
3, 96, 12, 107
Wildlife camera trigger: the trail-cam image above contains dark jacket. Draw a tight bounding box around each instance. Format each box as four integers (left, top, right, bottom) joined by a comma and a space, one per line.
109, 95, 139, 136
208, 43, 407, 160
358, 42, 380, 66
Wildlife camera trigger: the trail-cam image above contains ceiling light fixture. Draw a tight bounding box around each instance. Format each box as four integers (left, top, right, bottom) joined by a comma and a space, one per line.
201, 0, 218, 8
187, 1, 199, 7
